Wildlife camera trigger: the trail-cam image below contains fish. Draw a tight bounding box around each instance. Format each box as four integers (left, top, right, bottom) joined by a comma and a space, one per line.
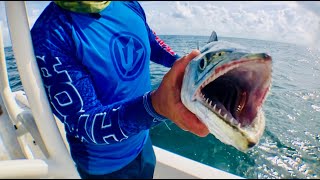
181, 31, 272, 152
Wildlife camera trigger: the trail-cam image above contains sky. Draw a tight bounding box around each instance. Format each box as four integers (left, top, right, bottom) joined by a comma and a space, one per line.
0, 1, 319, 48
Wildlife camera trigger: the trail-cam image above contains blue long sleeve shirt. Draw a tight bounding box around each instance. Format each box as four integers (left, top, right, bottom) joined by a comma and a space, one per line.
31, 1, 180, 175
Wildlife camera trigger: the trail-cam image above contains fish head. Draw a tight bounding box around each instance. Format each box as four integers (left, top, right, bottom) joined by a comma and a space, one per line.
181, 40, 272, 152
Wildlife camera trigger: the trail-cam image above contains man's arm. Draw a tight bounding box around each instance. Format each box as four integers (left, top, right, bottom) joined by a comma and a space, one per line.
31, 26, 167, 145
148, 29, 181, 67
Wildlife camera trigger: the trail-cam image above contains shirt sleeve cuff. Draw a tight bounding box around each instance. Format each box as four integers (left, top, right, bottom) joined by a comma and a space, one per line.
143, 91, 167, 122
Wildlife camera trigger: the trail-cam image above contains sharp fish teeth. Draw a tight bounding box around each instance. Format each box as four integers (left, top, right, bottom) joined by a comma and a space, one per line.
223, 114, 227, 119
218, 109, 221, 114
236, 91, 247, 113
236, 105, 241, 112
230, 118, 237, 125
213, 104, 216, 111
237, 123, 241, 129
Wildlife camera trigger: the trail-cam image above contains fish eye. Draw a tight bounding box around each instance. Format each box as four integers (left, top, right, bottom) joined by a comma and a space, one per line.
217, 51, 226, 56
199, 57, 207, 71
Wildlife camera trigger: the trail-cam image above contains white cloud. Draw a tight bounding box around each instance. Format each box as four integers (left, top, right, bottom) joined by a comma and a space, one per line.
142, 1, 320, 47
296, 1, 320, 16
294, 1, 320, 48
0, 2, 8, 47
172, 2, 194, 19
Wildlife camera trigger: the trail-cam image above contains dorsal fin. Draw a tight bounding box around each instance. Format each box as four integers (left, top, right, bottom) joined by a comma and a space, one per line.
207, 30, 218, 43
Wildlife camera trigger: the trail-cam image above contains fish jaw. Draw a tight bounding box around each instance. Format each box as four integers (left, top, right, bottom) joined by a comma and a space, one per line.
181, 46, 272, 152
185, 99, 266, 152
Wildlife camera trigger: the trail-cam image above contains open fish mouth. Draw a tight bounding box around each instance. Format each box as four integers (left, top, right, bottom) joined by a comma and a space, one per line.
194, 54, 272, 130
181, 31, 273, 151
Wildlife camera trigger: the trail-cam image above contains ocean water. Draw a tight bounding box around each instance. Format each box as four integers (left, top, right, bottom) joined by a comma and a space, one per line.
4, 36, 320, 179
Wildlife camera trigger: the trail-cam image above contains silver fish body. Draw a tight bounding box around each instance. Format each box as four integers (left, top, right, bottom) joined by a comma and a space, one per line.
181, 39, 272, 152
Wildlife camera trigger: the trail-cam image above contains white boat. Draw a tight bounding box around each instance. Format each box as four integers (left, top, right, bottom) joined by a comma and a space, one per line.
0, 1, 243, 179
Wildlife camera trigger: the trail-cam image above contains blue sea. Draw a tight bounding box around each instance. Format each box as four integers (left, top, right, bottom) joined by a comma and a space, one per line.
4, 35, 320, 179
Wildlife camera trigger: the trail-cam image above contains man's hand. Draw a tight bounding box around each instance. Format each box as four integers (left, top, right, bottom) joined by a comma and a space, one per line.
151, 50, 209, 137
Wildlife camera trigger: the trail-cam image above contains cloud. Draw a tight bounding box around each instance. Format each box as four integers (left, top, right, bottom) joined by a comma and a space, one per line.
142, 1, 320, 47
172, 2, 194, 19
0, 2, 9, 47
293, 1, 320, 48
296, 1, 320, 16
